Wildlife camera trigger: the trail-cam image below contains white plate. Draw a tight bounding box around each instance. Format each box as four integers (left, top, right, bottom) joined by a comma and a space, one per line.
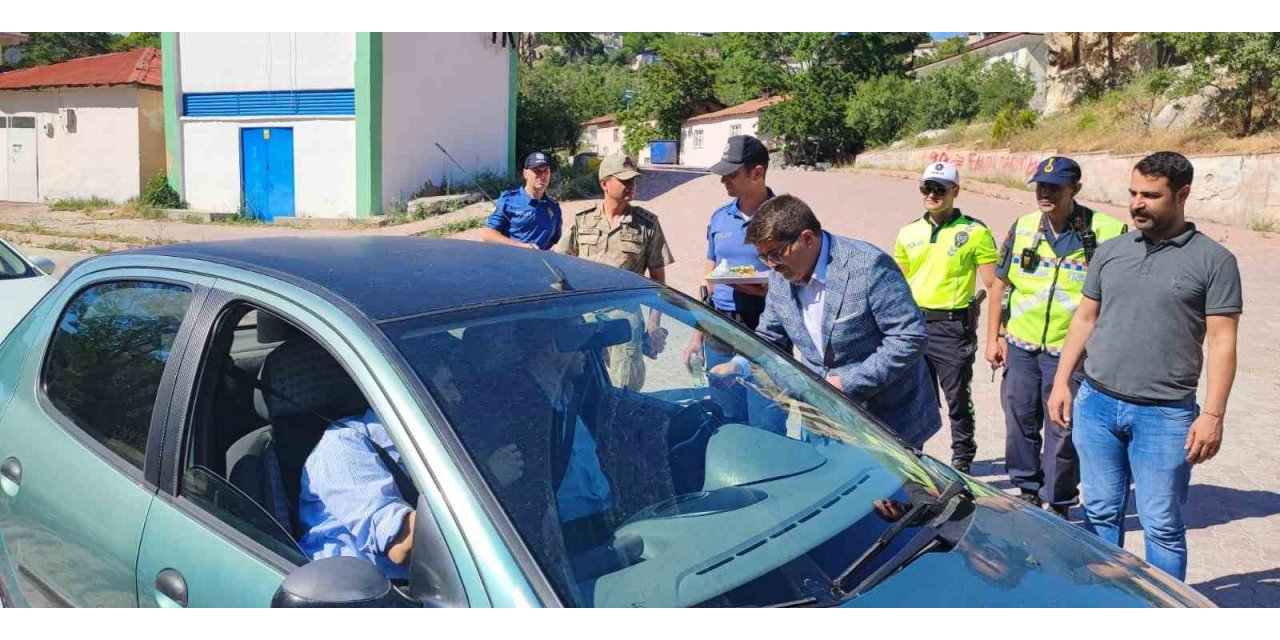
706, 273, 770, 285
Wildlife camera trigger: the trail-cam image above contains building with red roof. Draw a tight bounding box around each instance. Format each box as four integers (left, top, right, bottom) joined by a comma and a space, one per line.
0, 48, 166, 203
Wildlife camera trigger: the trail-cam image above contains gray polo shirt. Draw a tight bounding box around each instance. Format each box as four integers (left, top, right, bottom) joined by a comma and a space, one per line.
1081, 224, 1242, 403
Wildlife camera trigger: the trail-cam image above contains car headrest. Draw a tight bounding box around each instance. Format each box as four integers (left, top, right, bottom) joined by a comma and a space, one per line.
254, 339, 367, 422
257, 312, 303, 344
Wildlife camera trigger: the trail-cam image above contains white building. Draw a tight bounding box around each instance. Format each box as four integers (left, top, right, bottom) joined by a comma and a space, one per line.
679, 96, 783, 168
164, 32, 516, 220
0, 48, 165, 204
580, 113, 623, 158
914, 32, 1049, 111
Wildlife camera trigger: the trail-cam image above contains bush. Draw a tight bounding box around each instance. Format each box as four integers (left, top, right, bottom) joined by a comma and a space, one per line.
991, 107, 1038, 144
141, 173, 184, 209
976, 59, 1036, 119
845, 74, 919, 147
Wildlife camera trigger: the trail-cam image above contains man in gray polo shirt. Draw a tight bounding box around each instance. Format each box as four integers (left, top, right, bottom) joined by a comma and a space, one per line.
1047, 151, 1242, 581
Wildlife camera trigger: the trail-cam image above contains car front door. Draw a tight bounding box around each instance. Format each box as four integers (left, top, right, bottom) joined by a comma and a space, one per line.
133, 280, 486, 607
0, 270, 212, 606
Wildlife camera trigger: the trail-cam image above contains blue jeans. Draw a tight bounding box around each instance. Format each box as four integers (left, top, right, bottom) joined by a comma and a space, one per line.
1073, 379, 1197, 580
703, 345, 787, 436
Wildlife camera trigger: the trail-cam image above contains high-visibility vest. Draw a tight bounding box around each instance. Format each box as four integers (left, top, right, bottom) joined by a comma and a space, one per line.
1004, 208, 1127, 353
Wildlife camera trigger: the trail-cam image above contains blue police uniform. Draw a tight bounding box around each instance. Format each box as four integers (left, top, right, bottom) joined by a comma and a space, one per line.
485, 187, 562, 250
705, 188, 775, 319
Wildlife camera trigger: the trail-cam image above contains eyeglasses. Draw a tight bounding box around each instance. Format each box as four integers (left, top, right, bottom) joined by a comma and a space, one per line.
919, 182, 950, 198
757, 238, 800, 265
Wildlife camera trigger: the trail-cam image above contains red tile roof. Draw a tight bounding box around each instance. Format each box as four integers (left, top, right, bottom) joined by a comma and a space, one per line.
582, 113, 619, 127
0, 48, 162, 91
684, 96, 784, 124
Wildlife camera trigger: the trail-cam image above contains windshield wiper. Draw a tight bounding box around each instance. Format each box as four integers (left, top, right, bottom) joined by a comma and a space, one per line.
831, 478, 971, 596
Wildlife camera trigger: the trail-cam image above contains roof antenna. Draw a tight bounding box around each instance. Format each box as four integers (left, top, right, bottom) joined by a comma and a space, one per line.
540, 256, 573, 292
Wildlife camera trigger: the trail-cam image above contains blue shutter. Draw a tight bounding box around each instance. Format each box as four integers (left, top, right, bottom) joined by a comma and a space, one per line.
183, 90, 355, 117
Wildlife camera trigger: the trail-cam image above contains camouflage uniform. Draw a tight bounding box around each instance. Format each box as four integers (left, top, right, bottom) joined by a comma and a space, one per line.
557, 203, 674, 390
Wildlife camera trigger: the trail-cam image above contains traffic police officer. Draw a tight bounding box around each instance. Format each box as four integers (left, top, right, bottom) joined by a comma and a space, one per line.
984, 156, 1127, 516
558, 153, 675, 391
894, 162, 998, 474
481, 151, 562, 250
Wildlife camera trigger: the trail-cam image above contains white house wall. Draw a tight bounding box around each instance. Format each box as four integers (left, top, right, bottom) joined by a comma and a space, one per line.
680, 115, 760, 168
0, 86, 143, 202
181, 118, 355, 217
177, 33, 356, 93
380, 32, 510, 205
586, 124, 623, 157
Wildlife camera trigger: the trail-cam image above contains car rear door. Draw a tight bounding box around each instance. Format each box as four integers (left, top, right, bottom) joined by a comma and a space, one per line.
0, 269, 213, 606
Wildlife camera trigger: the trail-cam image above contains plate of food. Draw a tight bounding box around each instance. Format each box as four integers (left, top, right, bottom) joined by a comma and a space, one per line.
706, 263, 771, 285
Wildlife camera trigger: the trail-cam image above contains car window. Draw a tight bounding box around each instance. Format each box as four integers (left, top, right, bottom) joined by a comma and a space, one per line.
0, 241, 36, 279
43, 281, 194, 469
182, 465, 309, 566
385, 289, 942, 608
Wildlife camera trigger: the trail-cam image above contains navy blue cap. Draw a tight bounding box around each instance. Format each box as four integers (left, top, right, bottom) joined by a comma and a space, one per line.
1028, 156, 1082, 186
524, 151, 551, 170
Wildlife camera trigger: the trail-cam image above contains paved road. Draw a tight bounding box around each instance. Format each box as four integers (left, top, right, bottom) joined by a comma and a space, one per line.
634, 166, 1280, 607
8, 166, 1278, 606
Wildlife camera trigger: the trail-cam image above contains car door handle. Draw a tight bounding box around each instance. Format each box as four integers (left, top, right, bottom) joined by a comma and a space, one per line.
1, 457, 20, 498
155, 568, 189, 608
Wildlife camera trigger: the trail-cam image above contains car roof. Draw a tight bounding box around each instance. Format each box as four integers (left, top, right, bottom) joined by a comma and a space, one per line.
129, 236, 656, 322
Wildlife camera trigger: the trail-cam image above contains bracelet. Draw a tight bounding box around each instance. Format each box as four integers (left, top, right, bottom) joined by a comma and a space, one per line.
1202, 409, 1224, 419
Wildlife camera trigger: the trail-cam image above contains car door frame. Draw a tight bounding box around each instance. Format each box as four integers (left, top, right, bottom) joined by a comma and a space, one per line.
145, 271, 495, 607
1, 265, 214, 607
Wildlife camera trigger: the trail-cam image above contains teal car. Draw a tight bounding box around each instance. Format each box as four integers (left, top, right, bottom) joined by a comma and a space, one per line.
0, 237, 1212, 608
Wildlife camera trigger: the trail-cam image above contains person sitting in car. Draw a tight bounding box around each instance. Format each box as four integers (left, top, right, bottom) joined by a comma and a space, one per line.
296, 339, 523, 578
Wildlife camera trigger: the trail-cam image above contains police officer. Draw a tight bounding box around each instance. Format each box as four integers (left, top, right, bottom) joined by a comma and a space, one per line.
893, 161, 999, 474
480, 151, 562, 250
681, 134, 785, 432
557, 153, 674, 391
984, 156, 1127, 517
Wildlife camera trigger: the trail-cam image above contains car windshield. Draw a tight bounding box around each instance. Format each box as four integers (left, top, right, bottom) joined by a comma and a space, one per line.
384, 288, 943, 607
0, 241, 37, 280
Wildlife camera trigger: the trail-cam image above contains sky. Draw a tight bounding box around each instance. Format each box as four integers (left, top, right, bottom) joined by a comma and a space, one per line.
930, 32, 965, 41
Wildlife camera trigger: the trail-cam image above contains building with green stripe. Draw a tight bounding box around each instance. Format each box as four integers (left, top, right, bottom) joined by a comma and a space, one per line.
163, 32, 517, 220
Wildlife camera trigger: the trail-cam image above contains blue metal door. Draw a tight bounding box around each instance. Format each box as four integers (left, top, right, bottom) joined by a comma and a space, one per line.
240, 128, 295, 221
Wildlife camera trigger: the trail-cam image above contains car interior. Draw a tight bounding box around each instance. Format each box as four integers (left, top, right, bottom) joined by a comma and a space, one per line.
183, 305, 375, 564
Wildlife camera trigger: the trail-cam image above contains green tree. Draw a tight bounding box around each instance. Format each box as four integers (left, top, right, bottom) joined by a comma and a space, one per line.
620, 49, 721, 148
976, 59, 1035, 119
908, 56, 986, 132
914, 36, 968, 67
845, 74, 919, 147
113, 32, 160, 52
516, 64, 581, 164
741, 32, 927, 157
9, 32, 121, 68
1149, 32, 1280, 135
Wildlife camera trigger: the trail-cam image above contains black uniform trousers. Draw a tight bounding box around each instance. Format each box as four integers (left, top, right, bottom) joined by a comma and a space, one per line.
924, 315, 978, 466
1001, 344, 1082, 508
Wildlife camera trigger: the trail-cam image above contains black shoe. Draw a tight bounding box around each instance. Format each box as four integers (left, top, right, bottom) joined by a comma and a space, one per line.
1047, 504, 1070, 518
952, 461, 971, 475
1017, 491, 1043, 508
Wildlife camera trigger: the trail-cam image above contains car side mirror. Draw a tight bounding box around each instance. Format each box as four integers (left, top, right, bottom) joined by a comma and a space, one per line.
271, 557, 416, 608
31, 256, 56, 276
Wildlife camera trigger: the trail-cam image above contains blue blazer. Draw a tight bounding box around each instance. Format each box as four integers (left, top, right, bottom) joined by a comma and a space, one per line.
756, 232, 940, 447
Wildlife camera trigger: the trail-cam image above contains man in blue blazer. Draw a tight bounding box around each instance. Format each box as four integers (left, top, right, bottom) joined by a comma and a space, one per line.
716, 193, 941, 448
